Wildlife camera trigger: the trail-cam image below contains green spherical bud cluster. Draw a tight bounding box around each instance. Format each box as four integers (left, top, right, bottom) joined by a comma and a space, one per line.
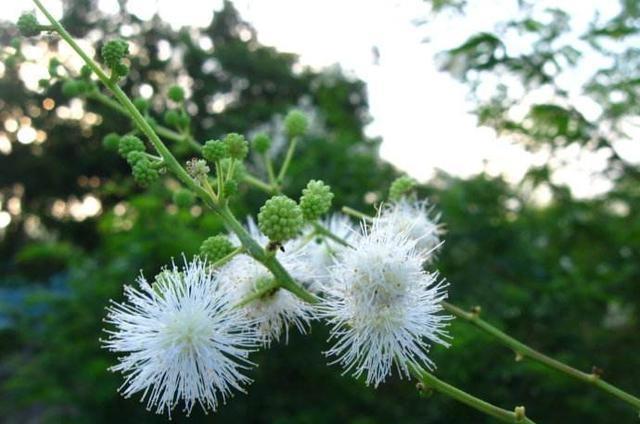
168, 85, 185, 102
202, 139, 228, 163
300, 180, 334, 221
102, 133, 121, 150
284, 110, 309, 138
126, 150, 146, 165
164, 109, 190, 129
17, 14, 41, 37
133, 97, 149, 114
118, 135, 145, 158
163, 110, 179, 127
252, 132, 271, 154
200, 235, 235, 262
224, 133, 248, 160
258, 195, 303, 242
101, 39, 129, 69
132, 158, 159, 186
113, 63, 129, 78
173, 188, 195, 208
389, 175, 417, 201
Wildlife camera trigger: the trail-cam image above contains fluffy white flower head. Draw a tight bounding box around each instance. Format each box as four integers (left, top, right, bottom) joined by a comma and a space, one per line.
376, 198, 442, 259
103, 258, 257, 416
221, 218, 316, 344
322, 221, 450, 387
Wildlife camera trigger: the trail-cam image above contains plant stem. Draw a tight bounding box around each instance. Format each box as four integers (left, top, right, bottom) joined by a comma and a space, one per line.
264, 153, 277, 187
217, 205, 317, 304
243, 173, 274, 194
276, 135, 298, 183
87, 90, 203, 153
410, 364, 536, 423
341, 206, 373, 222
234, 278, 280, 308
210, 247, 243, 268
443, 301, 640, 410
312, 222, 352, 248
34, 0, 316, 306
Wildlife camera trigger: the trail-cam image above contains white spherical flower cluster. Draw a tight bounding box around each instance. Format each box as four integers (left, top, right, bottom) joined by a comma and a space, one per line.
221, 218, 317, 344
103, 258, 257, 416
321, 221, 450, 387
376, 198, 442, 259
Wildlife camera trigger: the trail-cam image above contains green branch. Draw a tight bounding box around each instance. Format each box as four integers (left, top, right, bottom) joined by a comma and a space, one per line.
410, 364, 536, 423
443, 301, 640, 410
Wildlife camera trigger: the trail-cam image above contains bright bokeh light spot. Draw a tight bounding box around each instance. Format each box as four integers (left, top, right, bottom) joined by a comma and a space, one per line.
69, 195, 103, 221
43, 98, 56, 110
17, 126, 37, 144
0, 212, 11, 229
0, 134, 11, 155
4, 119, 18, 133
139, 84, 154, 99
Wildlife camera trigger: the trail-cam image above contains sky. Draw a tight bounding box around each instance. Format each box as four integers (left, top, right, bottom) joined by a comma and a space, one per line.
4, 0, 633, 200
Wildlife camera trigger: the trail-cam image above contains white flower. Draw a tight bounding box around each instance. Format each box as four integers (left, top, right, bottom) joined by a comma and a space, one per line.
321, 221, 450, 387
221, 217, 317, 344
302, 213, 358, 290
375, 198, 442, 260
103, 258, 257, 416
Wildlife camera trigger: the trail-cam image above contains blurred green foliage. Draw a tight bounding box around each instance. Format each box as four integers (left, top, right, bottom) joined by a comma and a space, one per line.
0, 0, 638, 423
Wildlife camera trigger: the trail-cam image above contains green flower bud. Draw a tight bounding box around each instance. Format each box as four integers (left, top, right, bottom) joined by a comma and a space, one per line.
252, 132, 271, 154
202, 139, 228, 163
200, 235, 235, 263
102, 133, 121, 150
299, 180, 334, 221
168, 85, 185, 102
258, 195, 303, 242
173, 188, 195, 208
284, 110, 308, 138
223, 179, 238, 197
113, 63, 129, 78
389, 175, 417, 201
133, 97, 149, 114
126, 150, 146, 165
132, 158, 159, 186
163, 109, 179, 127
80, 65, 92, 79
177, 110, 191, 128
118, 135, 145, 158
223, 133, 248, 160
17, 14, 41, 37
101, 39, 129, 68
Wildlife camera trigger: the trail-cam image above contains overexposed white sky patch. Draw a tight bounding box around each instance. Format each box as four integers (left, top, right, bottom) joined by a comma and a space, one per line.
6, 0, 634, 198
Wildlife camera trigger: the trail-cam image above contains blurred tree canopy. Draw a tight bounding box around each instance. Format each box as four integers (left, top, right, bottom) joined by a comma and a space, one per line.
0, 0, 638, 423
